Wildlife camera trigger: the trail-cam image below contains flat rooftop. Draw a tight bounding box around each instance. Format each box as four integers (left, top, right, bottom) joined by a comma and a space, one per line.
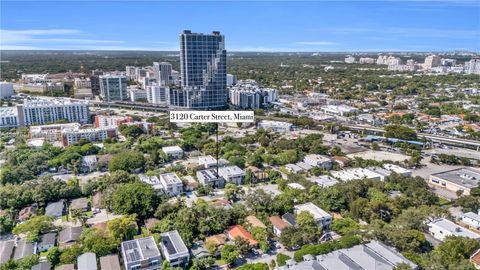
162, 146, 183, 152
294, 202, 331, 219
23, 98, 88, 107
160, 230, 188, 257
0, 107, 17, 117
198, 155, 217, 165
197, 169, 219, 181
304, 154, 331, 162
160, 173, 182, 185
218, 166, 244, 176
121, 236, 160, 263
431, 167, 480, 189
428, 218, 480, 239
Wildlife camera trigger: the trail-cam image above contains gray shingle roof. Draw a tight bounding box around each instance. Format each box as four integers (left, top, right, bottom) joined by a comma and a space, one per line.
45, 200, 64, 217
0, 240, 14, 264
78, 252, 97, 270
59, 226, 83, 243
99, 255, 121, 270
40, 233, 57, 246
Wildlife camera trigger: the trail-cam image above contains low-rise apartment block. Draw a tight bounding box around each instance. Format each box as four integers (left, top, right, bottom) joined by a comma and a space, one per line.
121, 236, 162, 270
218, 166, 245, 185
162, 146, 184, 159
159, 230, 190, 267
197, 168, 225, 188
427, 218, 480, 241
303, 154, 332, 170
294, 202, 332, 229
159, 173, 183, 196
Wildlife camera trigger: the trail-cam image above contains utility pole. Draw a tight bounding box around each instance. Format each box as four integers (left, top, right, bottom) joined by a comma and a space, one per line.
216, 123, 219, 183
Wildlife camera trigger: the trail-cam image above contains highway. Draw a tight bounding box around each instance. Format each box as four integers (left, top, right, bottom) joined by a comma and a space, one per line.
343, 124, 480, 149
80, 101, 480, 149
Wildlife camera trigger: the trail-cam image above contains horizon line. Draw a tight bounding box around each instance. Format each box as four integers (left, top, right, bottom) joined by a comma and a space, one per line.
1, 49, 479, 53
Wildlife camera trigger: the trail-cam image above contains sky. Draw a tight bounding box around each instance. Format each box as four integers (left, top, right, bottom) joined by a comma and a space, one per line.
1, 0, 479, 52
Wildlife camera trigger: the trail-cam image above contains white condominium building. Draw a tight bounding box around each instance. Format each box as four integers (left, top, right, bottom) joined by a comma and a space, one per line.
0, 82, 14, 99
0, 107, 19, 128
17, 98, 89, 127
147, 85, 169, 105
62, 126, 117, 146
159, 173, 183, 196
229, 80, 278, 109
30, 123, 81, 142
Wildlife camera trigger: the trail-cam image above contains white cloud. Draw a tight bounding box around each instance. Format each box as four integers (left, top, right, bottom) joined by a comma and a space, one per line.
0, 29, 124, 49
0, 45, 42, 50
295, 41, 340, 46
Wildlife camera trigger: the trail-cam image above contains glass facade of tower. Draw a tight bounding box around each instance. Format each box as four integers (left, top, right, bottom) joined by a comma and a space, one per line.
99, 75, 128, 101
176, 30, 227, 108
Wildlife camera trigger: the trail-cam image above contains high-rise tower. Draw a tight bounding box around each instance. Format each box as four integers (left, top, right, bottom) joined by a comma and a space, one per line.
173, 30, 227, 108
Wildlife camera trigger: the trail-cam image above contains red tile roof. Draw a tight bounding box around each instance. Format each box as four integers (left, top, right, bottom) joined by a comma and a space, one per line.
227, 225, 258, 246
471, 249, 480, 266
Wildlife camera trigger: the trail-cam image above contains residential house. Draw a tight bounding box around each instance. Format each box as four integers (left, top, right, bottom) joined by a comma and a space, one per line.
45, 200, 64, 218
159, 230, 190, 267
17, 203, 38, 222
333, 156, 350, 167
306, 176, 339, 188
205, 234, 227, 248
294, 202, 332, 229
285, 164, 304, 174
78, 252, 97, 270
218, 166, 245, 185
139, 175, 163, 192
383, 164, 412, 176
162, 146, 183, 159
0, 240, 14, 264
37, 233, 56, 252
70, 197, 90, 214
55, 264, 75, 270
32, 262, 52, 270
303, 154, 332, 170
428, 218, 480, 241
100, 255, 121, 270
461, 212, 480, 230
269, 216, 290, 236
159, 173, 183, 196
92, 192, 102, 213
81, 155, 98, 172
227, 225, 258, 247
245, 215, 267, 229
279, 241, 417, 270
247, 166, 268, 183
121, 236, 162, 270
296, 162, 312, 172
198, 155, 217, 168
471, 249, 480, 269
59, 226, 83, 249
197, 169, 225, 188
282, 213, 297, 226
13, 240, 34, 260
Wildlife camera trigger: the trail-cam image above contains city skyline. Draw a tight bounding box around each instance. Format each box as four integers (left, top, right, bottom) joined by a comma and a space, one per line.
1, 0, 479, 52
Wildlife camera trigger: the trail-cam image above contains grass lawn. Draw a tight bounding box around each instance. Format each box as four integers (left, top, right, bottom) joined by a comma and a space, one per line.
438, 197, 451, 206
